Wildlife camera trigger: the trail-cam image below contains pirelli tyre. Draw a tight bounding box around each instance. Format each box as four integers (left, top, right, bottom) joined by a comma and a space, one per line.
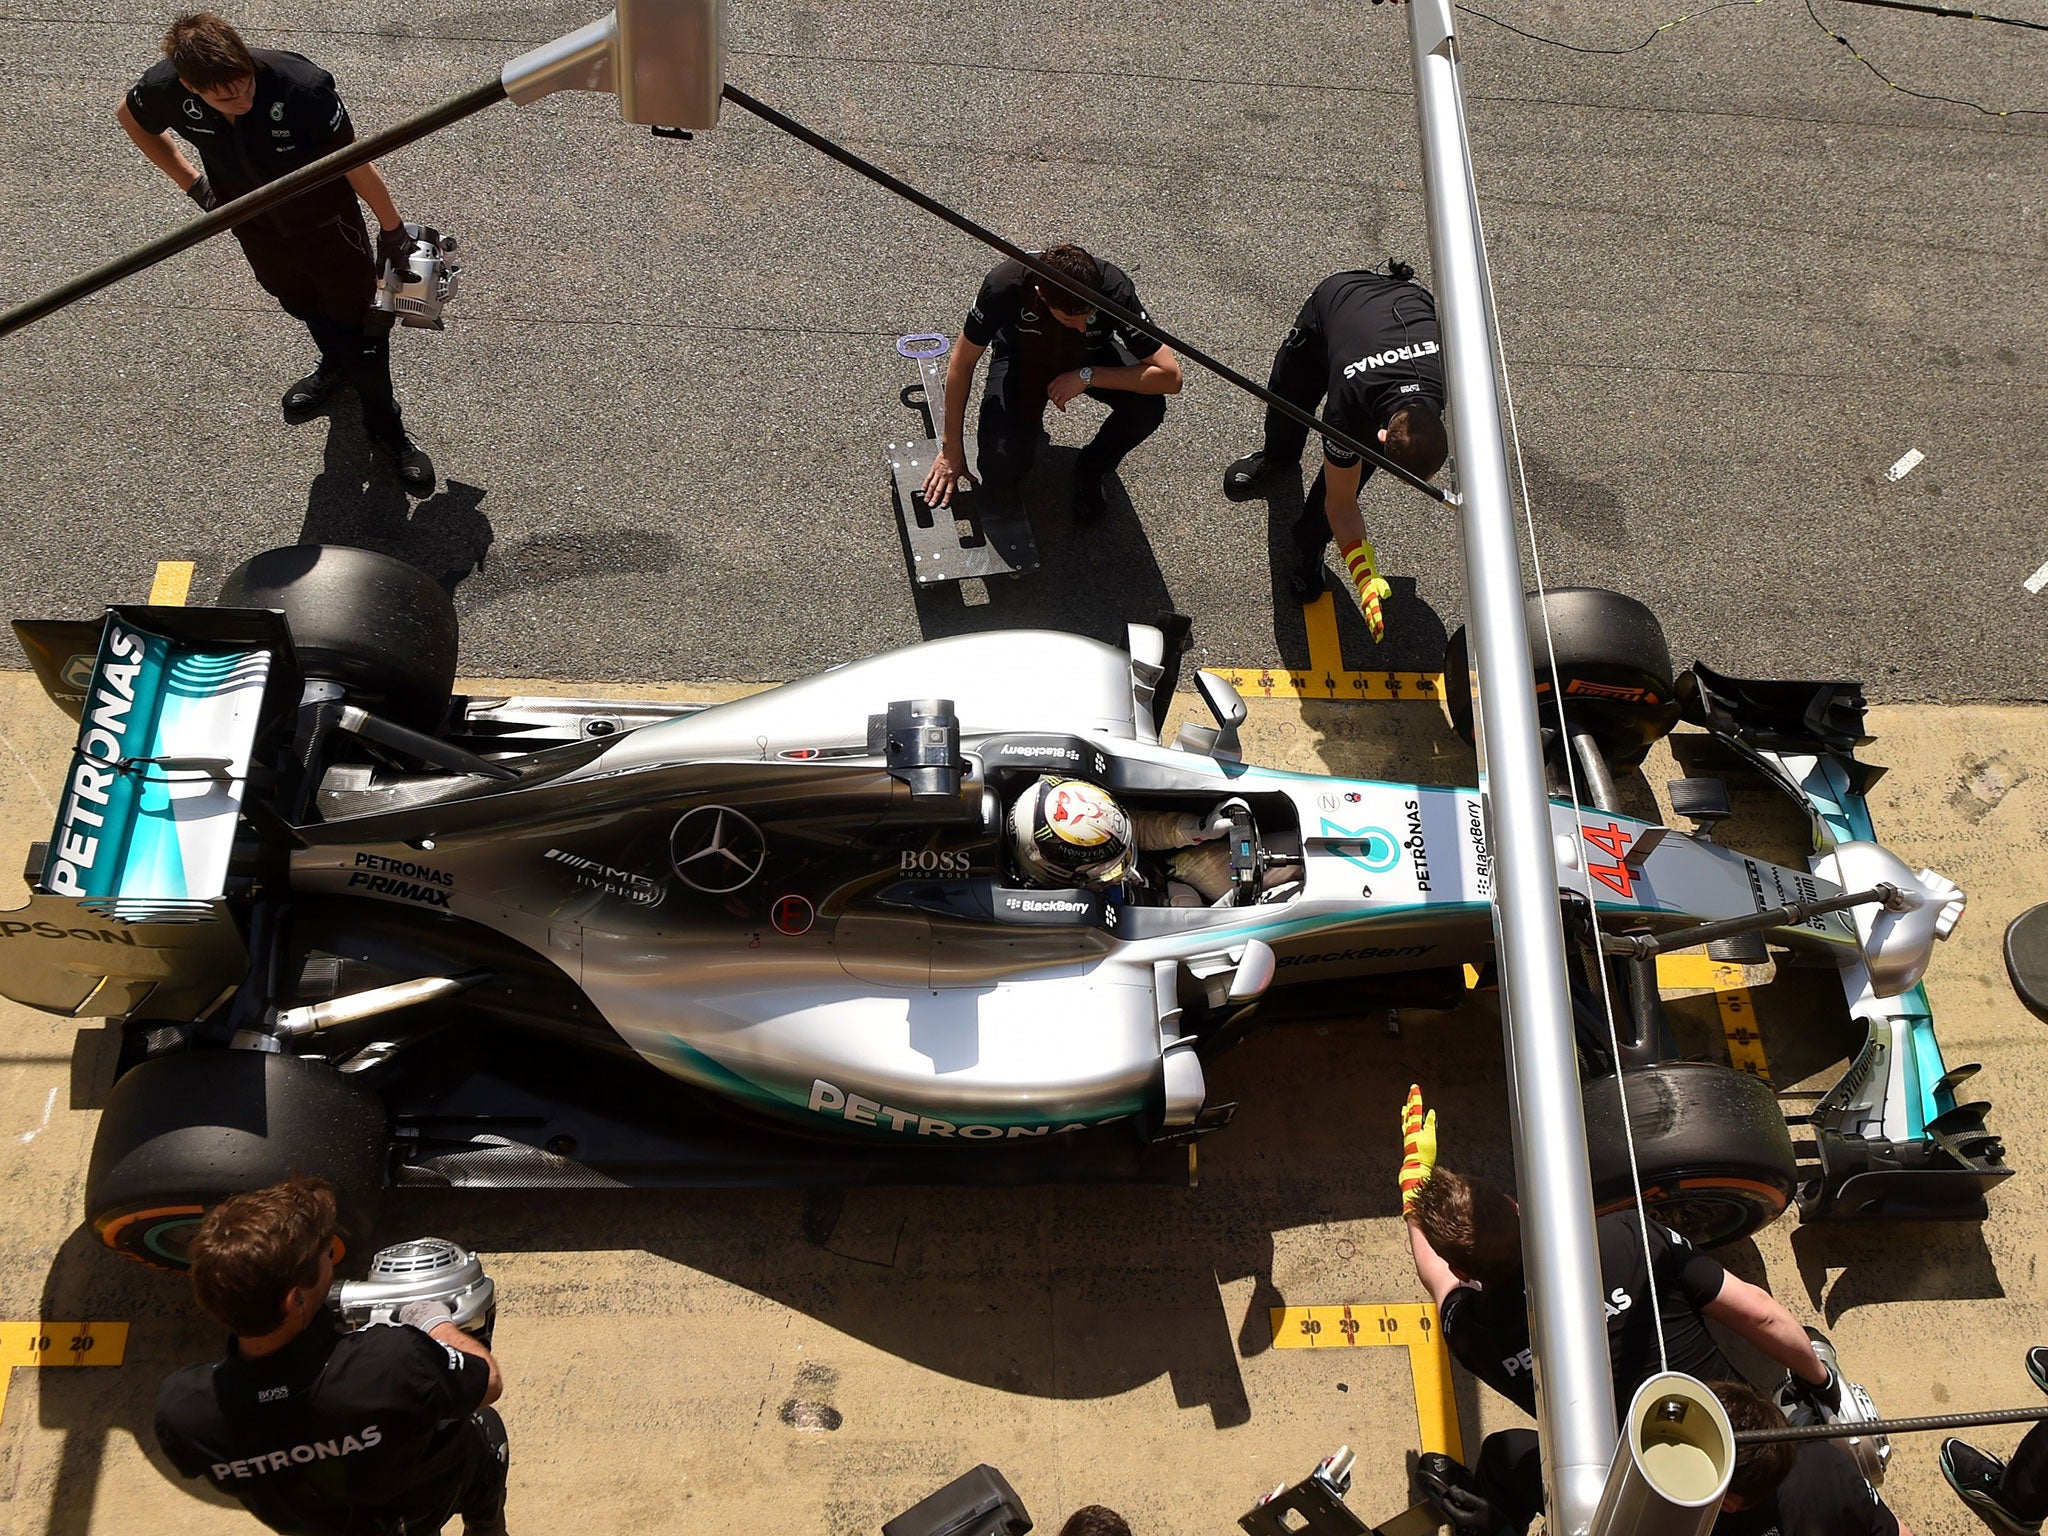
1443, 588, 1684, 775
217, 544, 457, 731
85, 1051, 387, 1271
1583, 1060, 1797, 1248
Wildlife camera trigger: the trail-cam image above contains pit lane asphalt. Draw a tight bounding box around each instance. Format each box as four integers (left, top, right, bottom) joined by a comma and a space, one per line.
2, 2, 2045, 693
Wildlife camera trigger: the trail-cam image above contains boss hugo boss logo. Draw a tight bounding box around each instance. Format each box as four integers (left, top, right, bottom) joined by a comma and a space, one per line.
1341, 339, 1440, 378
899, 849, 972, 875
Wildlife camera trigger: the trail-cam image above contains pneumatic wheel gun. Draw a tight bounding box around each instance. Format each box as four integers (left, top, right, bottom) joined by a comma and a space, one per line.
329, 1238, 496, 1347
1775, 1327, 1889, 1487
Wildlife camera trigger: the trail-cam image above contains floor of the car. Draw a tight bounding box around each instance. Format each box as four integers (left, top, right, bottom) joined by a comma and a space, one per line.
375, 1028, 1191, 1191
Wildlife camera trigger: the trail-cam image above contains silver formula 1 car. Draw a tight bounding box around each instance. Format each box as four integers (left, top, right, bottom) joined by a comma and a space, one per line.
2, 546, 2009, 1267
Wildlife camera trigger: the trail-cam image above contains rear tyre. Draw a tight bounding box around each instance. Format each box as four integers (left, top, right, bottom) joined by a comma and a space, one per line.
85, 1051, 387, 1270
217, 544, 458, 730
1584, 1060, 1796, 1247
1443, 588, 1683, 774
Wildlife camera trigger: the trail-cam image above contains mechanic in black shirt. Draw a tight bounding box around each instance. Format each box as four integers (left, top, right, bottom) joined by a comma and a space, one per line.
1222, 265, 1449, 641
1401, 1089, 1835, 1532
116, 12, 436, 494
920, 244, 1181, 525
1713, 1379, 1911, 1536
155, 1177, 511, 1535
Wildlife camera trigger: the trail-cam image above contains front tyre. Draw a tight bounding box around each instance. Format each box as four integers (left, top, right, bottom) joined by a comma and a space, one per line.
85, 1052, 387, 1270
1584, 1060, 1797, 1247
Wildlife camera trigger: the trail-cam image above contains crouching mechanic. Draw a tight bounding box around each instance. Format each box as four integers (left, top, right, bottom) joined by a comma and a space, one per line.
1712, 1380, 1910, 1536
116, 11, 437, 494
155, 1177, 510, 1535
1397, 1086, 1838, 1534
921, 245, 1181, 525
1222, 263, 1449, 641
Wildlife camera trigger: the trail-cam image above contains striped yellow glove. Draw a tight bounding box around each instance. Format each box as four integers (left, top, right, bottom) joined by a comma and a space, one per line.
1400, 1082, 1437, 1213
1340, 538, 1392, 641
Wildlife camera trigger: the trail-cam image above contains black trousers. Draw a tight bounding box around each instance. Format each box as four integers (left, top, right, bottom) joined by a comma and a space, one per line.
238, 216, 405, 445
2004, 1420, 2048, 1519
1475, 1429, 1544, 1535
976, 360, 1166, 501
422, 1407, 509, 1535
1255, 304, 1349, 571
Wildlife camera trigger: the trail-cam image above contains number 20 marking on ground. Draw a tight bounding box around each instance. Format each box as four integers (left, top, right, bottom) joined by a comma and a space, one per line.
1270, 1303, 1461, 1459
0, 1322, 129, 1430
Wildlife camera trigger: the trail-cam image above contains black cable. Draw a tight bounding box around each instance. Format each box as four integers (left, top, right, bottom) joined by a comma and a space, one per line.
718, 83, 1451, 506
1806, 0, 2048, 115
1834, 0, 2048, 30
1457, 0, 2048, 118
1456, 0, 1768, 55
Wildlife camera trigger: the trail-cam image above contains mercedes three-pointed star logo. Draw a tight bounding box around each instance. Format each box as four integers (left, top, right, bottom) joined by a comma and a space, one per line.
668, 805, 768, 893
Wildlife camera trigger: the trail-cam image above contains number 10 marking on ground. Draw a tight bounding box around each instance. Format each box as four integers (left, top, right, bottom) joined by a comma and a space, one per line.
1269, 1302, 1461, 1459
0, 1322, 129, 1430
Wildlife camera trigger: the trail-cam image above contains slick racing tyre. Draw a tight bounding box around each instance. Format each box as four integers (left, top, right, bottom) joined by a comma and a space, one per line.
1443, 588, 1683, 775
218, 544, 458, 730
1584, 1060, 1796, 1247
85, 1051, 387, 1271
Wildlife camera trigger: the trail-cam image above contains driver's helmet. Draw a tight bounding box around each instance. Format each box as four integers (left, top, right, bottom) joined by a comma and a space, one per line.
1008, 775, 1133, 887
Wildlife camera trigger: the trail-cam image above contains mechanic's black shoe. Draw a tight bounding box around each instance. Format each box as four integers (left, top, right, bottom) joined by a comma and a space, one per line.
1415, 1454, 1505, 1535
1416, 1453, 1478, 1503
281, 366, 342, 419
2029, 1345, 2048, 1396
373, 434, 436, 497
1073, 469, 1109, 525
1223, 452, 1271, 502
1942, 1438, 2043, 1536
1286, 557, 1327, 605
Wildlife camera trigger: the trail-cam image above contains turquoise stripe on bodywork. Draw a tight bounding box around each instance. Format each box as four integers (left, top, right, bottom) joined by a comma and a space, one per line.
654, 1035, 1147, 1133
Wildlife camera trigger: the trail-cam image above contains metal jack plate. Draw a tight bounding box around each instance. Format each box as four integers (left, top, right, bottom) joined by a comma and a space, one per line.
886, 334, 1039, 584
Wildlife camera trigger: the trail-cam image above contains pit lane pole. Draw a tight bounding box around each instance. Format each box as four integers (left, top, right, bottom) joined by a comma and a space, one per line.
1404, 5, 1624, 1534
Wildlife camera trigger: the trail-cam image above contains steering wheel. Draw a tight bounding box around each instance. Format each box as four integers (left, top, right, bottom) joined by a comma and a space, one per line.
1220, 797, 1264, 906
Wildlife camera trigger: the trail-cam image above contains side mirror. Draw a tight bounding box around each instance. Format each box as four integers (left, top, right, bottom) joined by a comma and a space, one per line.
1194, 669, 1246, 760
1227, 938, 1277, 1002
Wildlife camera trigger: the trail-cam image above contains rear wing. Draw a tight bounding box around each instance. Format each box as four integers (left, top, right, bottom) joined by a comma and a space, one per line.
17, 606, 294, 921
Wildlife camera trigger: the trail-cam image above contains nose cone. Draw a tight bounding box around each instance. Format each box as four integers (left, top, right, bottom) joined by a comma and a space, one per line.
1828, 840, 1966, 996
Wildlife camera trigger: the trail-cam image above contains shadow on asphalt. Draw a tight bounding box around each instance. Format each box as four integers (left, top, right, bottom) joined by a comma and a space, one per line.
33, 1228, 241, 1536
296, 405, 495, 593
907, 445, 1175, 648
1789, 1221, 2003, 1327
1256, 480, 1453, 678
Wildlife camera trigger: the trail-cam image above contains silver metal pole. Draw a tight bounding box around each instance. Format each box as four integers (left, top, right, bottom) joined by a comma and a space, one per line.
1404, 5, 1619, 1532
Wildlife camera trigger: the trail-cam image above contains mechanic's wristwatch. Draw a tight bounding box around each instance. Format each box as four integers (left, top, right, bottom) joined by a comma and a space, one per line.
1078, 366, 1094, 388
